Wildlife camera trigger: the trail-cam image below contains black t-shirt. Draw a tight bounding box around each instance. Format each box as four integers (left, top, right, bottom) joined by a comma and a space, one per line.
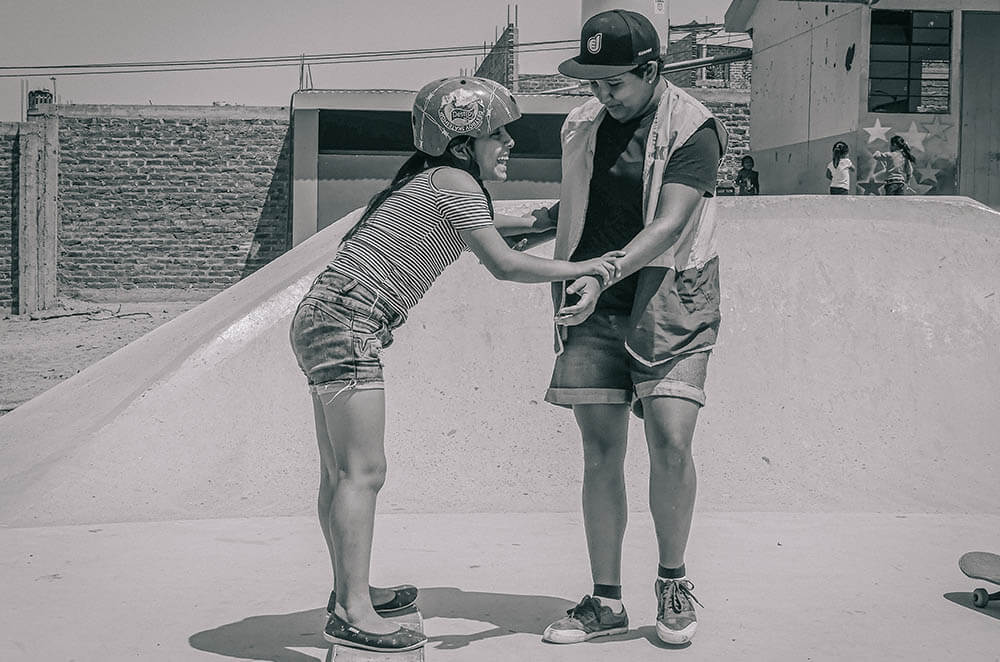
570, 112, 721, 312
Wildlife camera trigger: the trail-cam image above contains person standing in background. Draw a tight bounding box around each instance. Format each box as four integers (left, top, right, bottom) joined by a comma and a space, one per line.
735, 155, 759, 195
826, 141, 854, 195
873, 135, 915, 195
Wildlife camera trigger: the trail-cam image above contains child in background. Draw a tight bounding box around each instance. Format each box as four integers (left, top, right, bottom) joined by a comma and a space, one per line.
735, 155, 759, 195
826, 141, 854, 195
873, 135, 915, 195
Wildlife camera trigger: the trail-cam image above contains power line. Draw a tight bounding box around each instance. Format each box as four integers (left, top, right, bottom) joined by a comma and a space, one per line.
0, 39, 577, 73
0, 45, 578, 79
2, 34, 752, 80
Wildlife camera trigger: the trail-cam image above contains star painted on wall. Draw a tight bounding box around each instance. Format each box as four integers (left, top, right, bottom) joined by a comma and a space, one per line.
921, 115, 952, 141
857, 174, 884, 195
916, 165, 941, 185
863, 118, 891, 144
896, 121, 929, 152
909, 182, 934, 196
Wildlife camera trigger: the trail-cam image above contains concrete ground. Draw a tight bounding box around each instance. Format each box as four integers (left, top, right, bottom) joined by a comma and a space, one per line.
1, 197, 999, 660
3, 514, 999, 661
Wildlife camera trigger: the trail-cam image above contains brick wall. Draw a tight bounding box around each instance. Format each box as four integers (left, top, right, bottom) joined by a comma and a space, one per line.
475, 24, 519, 91
0, 124, 18, 312
1, 97, 748, 306
52, 105, 290, 297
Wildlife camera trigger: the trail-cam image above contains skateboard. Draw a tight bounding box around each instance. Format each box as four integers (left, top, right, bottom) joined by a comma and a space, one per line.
959, 551, 1000, 608
328, 607, 425, 662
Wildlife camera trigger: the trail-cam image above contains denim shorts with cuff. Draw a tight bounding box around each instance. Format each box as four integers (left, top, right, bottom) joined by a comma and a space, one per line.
544, 311, 710, 418
289, 270, 401, 404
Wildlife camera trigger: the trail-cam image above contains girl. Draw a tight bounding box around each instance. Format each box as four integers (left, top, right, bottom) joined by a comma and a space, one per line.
288, 76, 622, 653
826, 141, 855, 195
873, 135, 915, 195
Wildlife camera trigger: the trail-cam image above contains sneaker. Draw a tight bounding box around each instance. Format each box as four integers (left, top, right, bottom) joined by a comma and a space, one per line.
322, 611, 426, 652
542, 595, 629, 644
326, 585, 418, 616
655, 578, 703, 644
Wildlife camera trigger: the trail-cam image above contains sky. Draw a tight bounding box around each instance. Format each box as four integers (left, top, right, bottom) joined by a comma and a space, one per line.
0, 0, 736, 122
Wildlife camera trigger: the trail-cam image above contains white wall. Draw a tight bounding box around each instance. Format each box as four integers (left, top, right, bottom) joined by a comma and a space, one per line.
745, 0, 865, 151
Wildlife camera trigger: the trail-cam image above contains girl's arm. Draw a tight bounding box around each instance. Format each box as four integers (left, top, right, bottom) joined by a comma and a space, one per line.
432, 167, 618, 283
461, 225, 621, 284
493, 207, 556, 237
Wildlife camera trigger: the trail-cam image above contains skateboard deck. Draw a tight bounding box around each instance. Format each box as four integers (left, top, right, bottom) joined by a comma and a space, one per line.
958, 551, 1000, 608
328, 608, 424, 662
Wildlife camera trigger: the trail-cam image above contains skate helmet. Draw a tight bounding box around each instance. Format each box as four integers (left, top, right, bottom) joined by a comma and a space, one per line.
412, 76, 520, 156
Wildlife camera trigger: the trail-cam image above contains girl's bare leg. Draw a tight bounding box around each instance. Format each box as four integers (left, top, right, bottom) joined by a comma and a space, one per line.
313, 396, 395, 607
316, 388, 396, 634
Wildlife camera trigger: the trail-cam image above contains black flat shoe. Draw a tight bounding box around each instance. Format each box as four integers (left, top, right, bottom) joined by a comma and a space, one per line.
322, 612, 426, 652
326, 585, 418, 616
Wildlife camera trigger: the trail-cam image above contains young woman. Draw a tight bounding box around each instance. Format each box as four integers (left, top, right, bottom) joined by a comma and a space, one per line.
535, 9, 727, 647
288, 76, 622, 653
873, 135, 915, 195
826, 141, 855, 195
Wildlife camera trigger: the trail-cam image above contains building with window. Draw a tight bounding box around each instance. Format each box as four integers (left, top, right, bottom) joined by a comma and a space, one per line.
725, 0, 999, 207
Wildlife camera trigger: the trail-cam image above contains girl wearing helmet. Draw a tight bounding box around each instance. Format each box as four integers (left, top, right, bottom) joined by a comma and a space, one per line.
288, 76, 623, 653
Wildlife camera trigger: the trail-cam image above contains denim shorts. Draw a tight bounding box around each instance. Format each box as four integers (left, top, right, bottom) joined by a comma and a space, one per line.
289, 270, 401, 399
544, 311, 710, 418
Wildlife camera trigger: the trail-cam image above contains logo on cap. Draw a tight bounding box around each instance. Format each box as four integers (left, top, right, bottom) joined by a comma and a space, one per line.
586, 33, 602, 54
438, 88, 485, 133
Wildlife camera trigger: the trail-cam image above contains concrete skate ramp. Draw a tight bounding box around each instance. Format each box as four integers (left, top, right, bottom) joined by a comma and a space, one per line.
1, 196, 998, 526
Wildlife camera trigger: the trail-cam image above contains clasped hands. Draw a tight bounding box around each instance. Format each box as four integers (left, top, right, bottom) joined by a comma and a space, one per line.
556, 250, 626, 326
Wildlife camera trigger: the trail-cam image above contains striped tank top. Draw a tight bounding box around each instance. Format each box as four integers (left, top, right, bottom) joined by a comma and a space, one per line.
330, 167, 494, 324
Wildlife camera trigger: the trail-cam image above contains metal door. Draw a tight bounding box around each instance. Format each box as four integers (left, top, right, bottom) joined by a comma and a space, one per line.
960, 12, 1000, 208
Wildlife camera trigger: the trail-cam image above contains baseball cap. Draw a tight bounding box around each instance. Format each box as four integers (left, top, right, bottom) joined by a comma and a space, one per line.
558, 9, 660, 80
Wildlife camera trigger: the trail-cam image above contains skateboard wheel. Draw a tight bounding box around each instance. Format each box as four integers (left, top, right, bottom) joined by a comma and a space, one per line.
972, 588, 990, 608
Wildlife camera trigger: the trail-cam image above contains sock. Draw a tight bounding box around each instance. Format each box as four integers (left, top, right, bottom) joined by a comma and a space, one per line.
658, 564, 686, 581
593, 583, 623, 612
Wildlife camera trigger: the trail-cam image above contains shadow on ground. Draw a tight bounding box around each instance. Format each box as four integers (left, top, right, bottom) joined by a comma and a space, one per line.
189, 586, 686, 660
189, 605, 327, 662
943, 591, 1000, 621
